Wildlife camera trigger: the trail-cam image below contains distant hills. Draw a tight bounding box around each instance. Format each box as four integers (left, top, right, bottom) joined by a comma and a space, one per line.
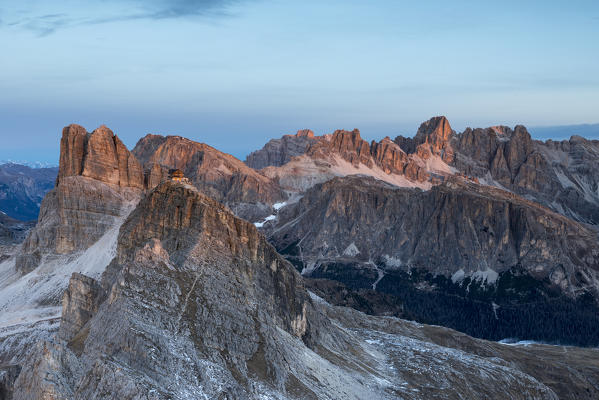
0, 163, 58, 221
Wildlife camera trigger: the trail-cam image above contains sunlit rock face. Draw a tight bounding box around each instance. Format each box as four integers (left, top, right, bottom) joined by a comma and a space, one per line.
259, 118, 460, 193
16, 125, 143, 274
58, 124, 144, 189
132, 134, 287, 221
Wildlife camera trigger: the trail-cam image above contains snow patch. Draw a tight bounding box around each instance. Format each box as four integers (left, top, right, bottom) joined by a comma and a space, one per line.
372, 268, 385, 290
382, 255, 402, 269
471, 268, 499, 285
451, 269, 465, 283
492, 302, 500, 320
253, 214, 276, 228
342, 243, 360, 257
273, 202, 287, 211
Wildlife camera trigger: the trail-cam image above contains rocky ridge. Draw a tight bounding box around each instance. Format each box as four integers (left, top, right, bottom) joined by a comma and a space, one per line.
132, 134, 287, 221
452, 126, 599, 225
245, 129, 317, 169
13, 181, 599, 399
259, 119, 459, 192
248, 116, 599, 229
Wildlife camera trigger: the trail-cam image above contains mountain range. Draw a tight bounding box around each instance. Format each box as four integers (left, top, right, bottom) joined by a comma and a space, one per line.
1, 118, 599, 399
0, 163, 58, 221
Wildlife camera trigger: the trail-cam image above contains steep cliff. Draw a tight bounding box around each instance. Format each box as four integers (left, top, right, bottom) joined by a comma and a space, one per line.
132, 134, 286, 220
445, 121, 599, 225
16, 124, 143, 274
13, 181, 598, 399
245, 129, 317, 169
252, 117, 599, 228
269, 176, 599, 345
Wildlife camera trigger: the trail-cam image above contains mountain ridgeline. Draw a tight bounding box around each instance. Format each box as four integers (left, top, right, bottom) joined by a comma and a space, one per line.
2, 117, 599, 398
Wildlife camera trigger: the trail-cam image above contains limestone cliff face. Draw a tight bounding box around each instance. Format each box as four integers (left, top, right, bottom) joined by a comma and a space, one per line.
245, 129, 317, 169
14, 181, 322, 398
14, 180, 594, 400
411, 115, 455, 163
132, 134, 286, 218
259, 119, 460, 192
253, 117, 599, 227
58, 124, 144, 189
451, 125, 599, 224
16, 125, 143, 274
271, 176, 599, 290
268, 176, 599, 345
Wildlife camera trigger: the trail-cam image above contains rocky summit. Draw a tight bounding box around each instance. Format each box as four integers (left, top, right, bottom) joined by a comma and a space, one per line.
2, 118, 599, 399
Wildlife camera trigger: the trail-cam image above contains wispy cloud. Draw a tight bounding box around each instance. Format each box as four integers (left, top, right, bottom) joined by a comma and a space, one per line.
2, 0, 250, 36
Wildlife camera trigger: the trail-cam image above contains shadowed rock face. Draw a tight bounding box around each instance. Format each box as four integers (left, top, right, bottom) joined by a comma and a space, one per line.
245, 129, 317, 169
268, 176, 599, 345
444, 121, 599, 225
14, 180, 599, 399
272, 176, 599, 291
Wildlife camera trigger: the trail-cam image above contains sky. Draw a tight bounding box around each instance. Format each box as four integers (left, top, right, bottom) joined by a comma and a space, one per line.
0, 0, 598, 164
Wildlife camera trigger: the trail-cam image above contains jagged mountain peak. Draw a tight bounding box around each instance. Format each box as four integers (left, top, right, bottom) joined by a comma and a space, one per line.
58, 123, 144, 189
415, 115, 453, 144
132, 133, 286, 212
295, 128, 314, 138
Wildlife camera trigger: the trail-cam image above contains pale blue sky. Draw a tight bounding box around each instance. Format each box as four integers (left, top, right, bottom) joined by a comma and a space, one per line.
1, 0, 598, 163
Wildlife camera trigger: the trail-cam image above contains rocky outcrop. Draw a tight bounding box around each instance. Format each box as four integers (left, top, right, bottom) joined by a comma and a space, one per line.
132, 134, 287, 220
310, 129, 374, 167
58, 273, 106, 344
412, 115, 455, 162
14, 181, 320, 398
0, 163, 58, 221
15, 125, 143, 274
268, 175, 599, 345
58, 124, 144, 189
245, 129, 317, 169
